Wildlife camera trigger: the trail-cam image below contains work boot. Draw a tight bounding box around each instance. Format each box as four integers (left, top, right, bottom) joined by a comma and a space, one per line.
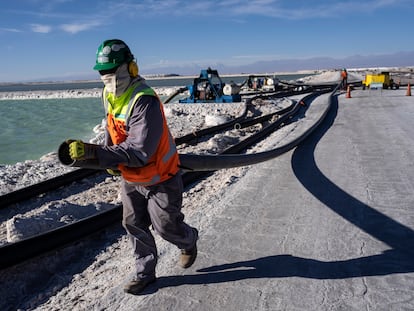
179, 228, 198, 268
124, 276, 156, 295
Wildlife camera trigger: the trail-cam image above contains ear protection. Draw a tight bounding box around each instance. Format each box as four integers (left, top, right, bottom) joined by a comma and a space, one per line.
125, 49, 139, 77
128, 60, 139, 77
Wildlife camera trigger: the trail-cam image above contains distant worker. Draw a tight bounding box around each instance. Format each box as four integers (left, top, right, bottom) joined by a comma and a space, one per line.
341, 68, 348, 90
67, 39, 198, 295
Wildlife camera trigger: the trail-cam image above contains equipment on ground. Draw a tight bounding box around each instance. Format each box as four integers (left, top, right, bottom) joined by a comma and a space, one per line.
362, 72, 399, 90
179, 68, 241, 103
244, 75, 280, 92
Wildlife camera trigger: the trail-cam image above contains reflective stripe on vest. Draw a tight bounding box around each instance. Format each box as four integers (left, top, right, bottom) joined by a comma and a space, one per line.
103, 82, 156, 127
103, 81, 179, 185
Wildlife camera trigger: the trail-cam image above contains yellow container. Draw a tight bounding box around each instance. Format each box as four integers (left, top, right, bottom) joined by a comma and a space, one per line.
363, 72, 391, 89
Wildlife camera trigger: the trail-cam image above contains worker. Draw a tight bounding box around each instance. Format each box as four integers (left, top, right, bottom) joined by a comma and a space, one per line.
67, 39, 198, 295
341, 68, 348, 90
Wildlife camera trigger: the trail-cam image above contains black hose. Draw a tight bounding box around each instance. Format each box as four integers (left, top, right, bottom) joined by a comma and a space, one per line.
0, 207, 122, 270
180, 89, 338, 169
58, 141, 102, 169
163, 86, 188, 104
179, 92, 323, 171
0, 169, 99, 209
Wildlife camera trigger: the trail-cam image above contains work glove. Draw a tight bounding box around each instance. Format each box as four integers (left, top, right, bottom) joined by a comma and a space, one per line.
68, 140, 97, 160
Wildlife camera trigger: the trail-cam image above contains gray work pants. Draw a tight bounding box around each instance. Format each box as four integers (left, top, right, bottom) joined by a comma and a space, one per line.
121, 174, 197, 280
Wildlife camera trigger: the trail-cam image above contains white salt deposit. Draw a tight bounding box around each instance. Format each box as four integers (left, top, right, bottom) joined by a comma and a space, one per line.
205, 114, 230, 126
0, 86, 183, 100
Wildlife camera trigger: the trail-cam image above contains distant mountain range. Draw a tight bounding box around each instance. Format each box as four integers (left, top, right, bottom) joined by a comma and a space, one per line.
22, 51, 414, 83
142, 51, 414, 76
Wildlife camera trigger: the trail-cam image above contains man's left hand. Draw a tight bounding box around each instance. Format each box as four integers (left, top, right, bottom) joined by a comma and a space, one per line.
68, 140, 97, 160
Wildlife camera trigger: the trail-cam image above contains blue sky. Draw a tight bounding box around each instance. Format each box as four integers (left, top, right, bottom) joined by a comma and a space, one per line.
0, 0, 413, 82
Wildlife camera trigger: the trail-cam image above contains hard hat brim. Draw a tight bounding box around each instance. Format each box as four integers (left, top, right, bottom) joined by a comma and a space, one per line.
93, 62, 119, 71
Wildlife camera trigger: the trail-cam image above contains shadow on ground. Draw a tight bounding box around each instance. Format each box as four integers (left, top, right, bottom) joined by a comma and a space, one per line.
156, 95, 414, 290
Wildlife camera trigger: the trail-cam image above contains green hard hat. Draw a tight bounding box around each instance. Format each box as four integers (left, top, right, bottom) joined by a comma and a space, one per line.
93, 39, 133, 71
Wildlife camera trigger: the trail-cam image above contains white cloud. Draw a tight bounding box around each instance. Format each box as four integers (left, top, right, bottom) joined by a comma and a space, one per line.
60, 21, 100, 34
227, 0, 410, 19
0, 27, 21, 33
30, 24, 52, 33
109, 0, 410, 19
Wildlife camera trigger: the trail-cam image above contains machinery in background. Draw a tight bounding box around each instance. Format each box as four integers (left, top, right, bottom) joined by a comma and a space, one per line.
179, 68, 242, 103
244, 75, 280, 92
362, 72, 399, 90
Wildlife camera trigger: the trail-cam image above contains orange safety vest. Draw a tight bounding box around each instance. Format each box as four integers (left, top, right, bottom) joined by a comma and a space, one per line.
103, 81, 179, 185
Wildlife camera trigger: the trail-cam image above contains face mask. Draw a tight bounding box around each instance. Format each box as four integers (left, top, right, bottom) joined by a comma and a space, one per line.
101, 73, 116, 94
101, 63, 131, 96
